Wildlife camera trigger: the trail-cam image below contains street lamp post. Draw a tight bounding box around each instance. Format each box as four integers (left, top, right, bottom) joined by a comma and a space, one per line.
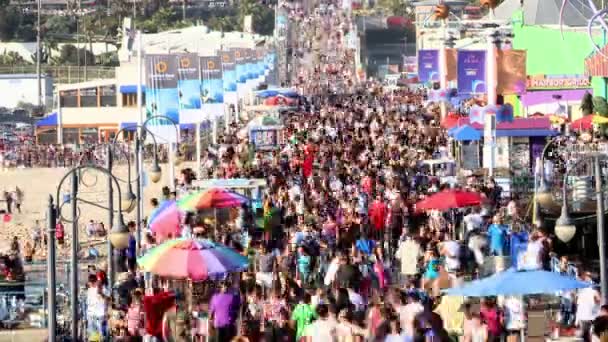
142, 115, 181, 192
112, 124, 164, 255
70, 171, 78, 341
554, 155, 608, 304
49, 164, 129, 339
46, 195, 57, 342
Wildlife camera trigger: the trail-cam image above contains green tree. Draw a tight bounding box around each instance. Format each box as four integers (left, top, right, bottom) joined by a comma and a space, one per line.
0, 50, 30, 66
207, 15, 238, 32
237, 0, 275, 35
43, 16, 74, 39
54, 44, 95, 65
593, 96, 608, 116
581, 92, 594, 116
0, 7, 20, 41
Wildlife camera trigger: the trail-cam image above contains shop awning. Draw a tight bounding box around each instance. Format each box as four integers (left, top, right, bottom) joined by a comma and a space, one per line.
36, 112, 58, 127
119, 85, 146, 94
521, 89, 591, 107
495, 129, 558, 137
120, 122, 138, 131
121, 122, 209, 132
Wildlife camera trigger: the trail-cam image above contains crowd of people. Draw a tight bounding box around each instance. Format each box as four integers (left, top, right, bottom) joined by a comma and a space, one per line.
6, 0, 598, 342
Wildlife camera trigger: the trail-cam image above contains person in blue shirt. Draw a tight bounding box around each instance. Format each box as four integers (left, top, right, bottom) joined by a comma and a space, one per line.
355, 233, 375, 256
488, 215, 508, 256
125, 221, 137, 271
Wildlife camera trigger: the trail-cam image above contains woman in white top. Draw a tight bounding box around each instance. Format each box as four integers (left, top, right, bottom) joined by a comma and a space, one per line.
463, 314, 488, 342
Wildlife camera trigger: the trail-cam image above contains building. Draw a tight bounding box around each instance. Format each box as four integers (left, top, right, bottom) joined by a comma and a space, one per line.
36, 26, 269, 144
494, 0, 601, 119
0, 74, 53, 109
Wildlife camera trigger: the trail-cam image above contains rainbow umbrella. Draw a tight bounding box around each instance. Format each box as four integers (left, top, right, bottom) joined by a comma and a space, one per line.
137, 238, 249, 280
149, 202, 182, 241
148, 200, 176, 225
177, 188, 250, 212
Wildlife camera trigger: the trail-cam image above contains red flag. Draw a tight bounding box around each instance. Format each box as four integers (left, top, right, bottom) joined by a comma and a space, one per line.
2, 214, 11, 223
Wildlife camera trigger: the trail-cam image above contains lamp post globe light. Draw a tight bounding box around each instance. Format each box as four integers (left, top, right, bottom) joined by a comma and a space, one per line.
109, 214, 131, 250
122, 184, 137, 213
149, 162, 163, 183
552, 155, 608, 304
554, 205, 576, 243
142, 114, 181, 190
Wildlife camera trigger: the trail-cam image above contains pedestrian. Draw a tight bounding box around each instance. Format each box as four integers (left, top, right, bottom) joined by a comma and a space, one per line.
56, 221, 65, 246
209, 282, 240, 342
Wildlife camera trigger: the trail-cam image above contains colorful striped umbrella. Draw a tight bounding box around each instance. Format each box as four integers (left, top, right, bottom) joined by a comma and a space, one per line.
137, 238, 249, 280
177, 188, 249, 212
149, 202, 182, 241
148, 200, 176, 225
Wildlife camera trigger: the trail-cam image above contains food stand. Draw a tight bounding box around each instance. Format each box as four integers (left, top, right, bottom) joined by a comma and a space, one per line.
238, 115, 286, 151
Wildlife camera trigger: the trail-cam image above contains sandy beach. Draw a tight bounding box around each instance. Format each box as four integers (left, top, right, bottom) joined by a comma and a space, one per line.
0, 162, 188, 258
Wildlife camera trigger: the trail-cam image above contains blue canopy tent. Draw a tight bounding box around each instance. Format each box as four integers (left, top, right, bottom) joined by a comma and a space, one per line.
255, 88, 299, 99
443, 268, 591, 296
450, 125, 481, 142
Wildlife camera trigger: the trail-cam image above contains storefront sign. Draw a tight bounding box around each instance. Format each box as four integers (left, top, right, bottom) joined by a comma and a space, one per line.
527, 75, 591, 90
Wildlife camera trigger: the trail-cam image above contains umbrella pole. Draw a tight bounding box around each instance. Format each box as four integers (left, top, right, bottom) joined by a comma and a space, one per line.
214, 208, 218, 241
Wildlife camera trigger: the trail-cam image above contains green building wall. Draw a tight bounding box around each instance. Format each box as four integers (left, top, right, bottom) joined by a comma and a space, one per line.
506, 10, 607, 114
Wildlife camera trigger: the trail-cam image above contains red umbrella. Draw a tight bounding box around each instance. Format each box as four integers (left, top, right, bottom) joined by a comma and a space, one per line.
441, 113, 465, 129
570, 115, 596, 131
415, 189, 484, 212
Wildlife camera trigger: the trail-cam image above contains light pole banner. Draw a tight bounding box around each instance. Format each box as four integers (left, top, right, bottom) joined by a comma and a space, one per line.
234, 48, 247, 100
457, 50, 487, 95
417, 50, 439, 84
176, 53, 204, 124
221, 50, 237, 105
256, 47, 265, 84
235, 48, 247, 83
145, 53, 179, 143
200, 55, 224, 118
244, 48, 255, 90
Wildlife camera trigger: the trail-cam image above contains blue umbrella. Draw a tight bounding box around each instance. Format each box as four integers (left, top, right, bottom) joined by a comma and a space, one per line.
451, 125, 481, 142
256, 90, 279, 98
443, 268, 591, 296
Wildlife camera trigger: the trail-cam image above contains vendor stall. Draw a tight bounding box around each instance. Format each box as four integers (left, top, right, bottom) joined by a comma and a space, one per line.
238, 115, 286, 151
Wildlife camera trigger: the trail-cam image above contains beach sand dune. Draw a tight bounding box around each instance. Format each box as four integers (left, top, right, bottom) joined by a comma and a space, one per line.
0, 163, 183, 258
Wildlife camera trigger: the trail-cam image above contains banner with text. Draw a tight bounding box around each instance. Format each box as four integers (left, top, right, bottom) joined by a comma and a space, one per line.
457, 50, 486, 95
417, 50, 439, 84
200, 55, 224, 118
145, 53, 179, 142
176, 53, 204, 124
221, 50, 237, 105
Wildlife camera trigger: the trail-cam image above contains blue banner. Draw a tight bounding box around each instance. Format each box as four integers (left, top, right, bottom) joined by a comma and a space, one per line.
457, 50, 486, 94
244, 48, 255, 80
220, 50, 236, 92
417, 50, 439, 84
145, 54, 179, 141
176, 53, 201, 111
200, 56, 224, 104
235, 48, 246, 83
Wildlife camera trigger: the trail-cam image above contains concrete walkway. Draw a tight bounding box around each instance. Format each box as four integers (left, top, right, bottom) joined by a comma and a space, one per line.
0, 329, 46, 342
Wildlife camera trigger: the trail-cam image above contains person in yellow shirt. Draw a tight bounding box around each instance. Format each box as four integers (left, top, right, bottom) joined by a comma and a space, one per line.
434, 295, 465, 339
